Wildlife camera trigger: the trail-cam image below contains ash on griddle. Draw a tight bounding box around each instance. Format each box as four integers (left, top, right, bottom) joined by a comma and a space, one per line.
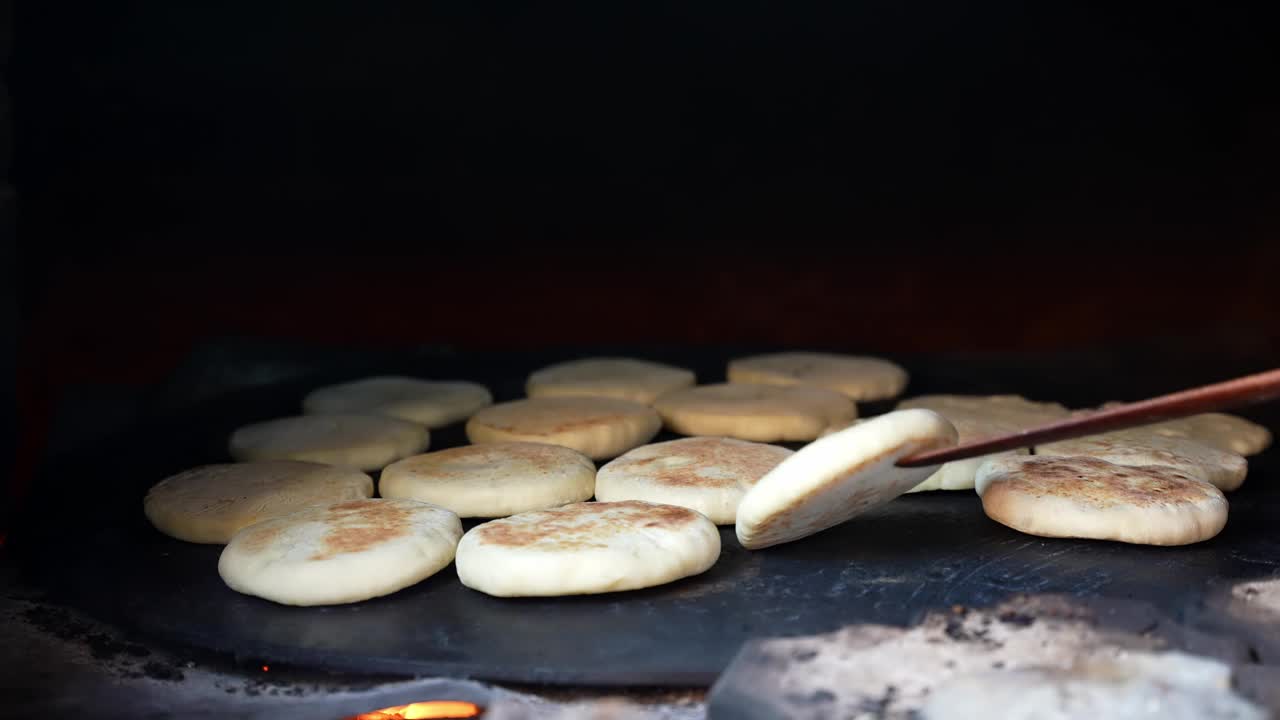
997, 610, 1036, 628
783, 688, 836, 706
941, 611, 992, 644
855, 684, 898, 719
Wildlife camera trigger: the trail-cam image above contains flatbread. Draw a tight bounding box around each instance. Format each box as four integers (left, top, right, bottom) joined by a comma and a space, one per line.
455, 500, 721, 597
525, 357, 696, 405
218, 498, 462, 606
595, 437, 794, 524
228, 414, 429, 471
1035, 426, 1248, 492
465, 397, 661, 460
302, 376, 492, 428
653, 383, 856, 442
144, 460, 374, 544
379, 442, 596, 518
727, 352, 908, 401
896, 395, 1070, 492
1142, 412, 1271, 457
976, 455, 1228, 546
736, 409, 958, 549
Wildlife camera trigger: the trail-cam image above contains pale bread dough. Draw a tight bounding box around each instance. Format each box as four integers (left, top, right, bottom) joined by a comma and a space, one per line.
228, 414, 429, 471
525, 357, 695, 405
218, 498, 462, 606
379, 442, 596, 518
727, 352, 908, 401
465, 397, 661, 460
302, 376, 492, 428
144, 460, 374, 544
653, 383, 856, 442
897, 395, 1070, 492
1036, 426, 1248, 491
736, 409, 958, 549
975, 455, 1228, 546
1136, 411, 1270, 456
595, 437, 794, 524
455, 500, 721, 597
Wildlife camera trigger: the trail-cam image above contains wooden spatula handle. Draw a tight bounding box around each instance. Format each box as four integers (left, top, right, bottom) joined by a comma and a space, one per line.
895, 368, 1280, 468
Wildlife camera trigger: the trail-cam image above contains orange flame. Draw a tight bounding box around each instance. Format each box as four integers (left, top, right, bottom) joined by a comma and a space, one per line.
351, 700, 481, 720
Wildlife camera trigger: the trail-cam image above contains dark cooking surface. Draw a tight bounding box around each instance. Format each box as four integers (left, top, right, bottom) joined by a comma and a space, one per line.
16, 346, 1280, 686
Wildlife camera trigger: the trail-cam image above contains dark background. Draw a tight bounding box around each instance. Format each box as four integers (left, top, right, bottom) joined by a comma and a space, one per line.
6, 3, 1280, 523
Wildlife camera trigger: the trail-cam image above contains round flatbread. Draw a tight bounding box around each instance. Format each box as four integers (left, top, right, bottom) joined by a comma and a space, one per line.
654, 383, 856, 442
1035, 427, 1248, 492
727, 352, 908, 401
302, 376, 492, 428
380, 442, 596, 518
975, 455, 1228, 546
596, 437, 794, 524
455, 500, 720, 597
229, 414, 430, 471
896, 395, 1070, 492
144, 461, 374, 544
465, 397, 661, 460
218, 498, 462, 606
736, 409, 958, 549
526, 357, 696, 405
1143, 412, 1271, 457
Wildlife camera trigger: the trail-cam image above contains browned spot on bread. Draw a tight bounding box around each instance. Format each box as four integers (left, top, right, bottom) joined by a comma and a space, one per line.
309, 499, 416, 560
392, 442, 582, 477
986, 457, 1222, 509
470, 398, 654, 435
608, 437, 792, 488
239, 523, 285, 553
472, 501, 699, 550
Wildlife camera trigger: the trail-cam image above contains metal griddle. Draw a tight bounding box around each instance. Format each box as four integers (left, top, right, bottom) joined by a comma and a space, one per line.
15, 346, 1280, 686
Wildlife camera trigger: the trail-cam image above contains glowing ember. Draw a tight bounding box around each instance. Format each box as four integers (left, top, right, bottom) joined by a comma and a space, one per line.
351, 700, 481, 720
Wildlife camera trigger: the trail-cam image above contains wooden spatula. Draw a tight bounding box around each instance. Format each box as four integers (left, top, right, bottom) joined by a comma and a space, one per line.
896, 368, 1280, 468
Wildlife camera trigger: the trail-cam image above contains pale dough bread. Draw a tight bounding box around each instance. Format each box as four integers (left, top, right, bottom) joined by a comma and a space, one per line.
228, 414, 429, 471
379, 442, 596, 518
595, 437, 794, 524
1035, 426, 1248, 491
897, 395, 1070, 492
525, 357, 696, 405
144, 460, 374, 544
465, 397, 661, 460
1138, 411, 1270, 456
454, 500, 721, 597
975, 455, 1228, 546
727, 352, 909, 401
653, 383, 856, 442
302, 376, 492, 428
736, 409, 958, 549
218, 498, 462, 606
